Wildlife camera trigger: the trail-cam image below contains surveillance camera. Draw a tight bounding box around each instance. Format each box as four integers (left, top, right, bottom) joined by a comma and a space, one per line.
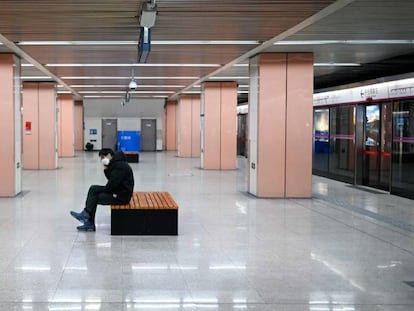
129, 79, 137, 90
125, 91, 131, 103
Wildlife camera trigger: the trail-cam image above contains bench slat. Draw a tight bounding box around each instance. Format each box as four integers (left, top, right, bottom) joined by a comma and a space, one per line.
157, 192, 169, 208
162, 192, 175, 209
152, 192, 162, 208
145, 192, 155, 208
164, 192, 178, 208
138, 192, 148, 208
153, 192, 164, 209
111, 192, 178, 210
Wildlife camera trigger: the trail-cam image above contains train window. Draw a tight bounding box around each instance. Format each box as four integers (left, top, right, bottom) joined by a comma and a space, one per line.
313, 109, 330, 175
391, 100, 414, 199
328, 106, 356, 183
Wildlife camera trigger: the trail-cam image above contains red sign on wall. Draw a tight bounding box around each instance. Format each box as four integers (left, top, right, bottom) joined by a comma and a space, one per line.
25, 121, 32, 134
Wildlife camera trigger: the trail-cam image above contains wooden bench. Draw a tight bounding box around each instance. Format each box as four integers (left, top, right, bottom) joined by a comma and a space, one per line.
110, 192, 178, 235
124, 151, 139, 163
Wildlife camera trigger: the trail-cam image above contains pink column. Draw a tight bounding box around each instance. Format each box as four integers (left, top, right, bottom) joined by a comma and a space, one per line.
248, 53, 313, 198
74, 101, 84, 151
191, 96, 201, 157
22, 82, 58, 169
165, 100, 177, 151
58, 95, 75, 157
202, 81, 237, 169
0, 54, 22, 196
285, 53, 314, 197
177, 95, 200, 157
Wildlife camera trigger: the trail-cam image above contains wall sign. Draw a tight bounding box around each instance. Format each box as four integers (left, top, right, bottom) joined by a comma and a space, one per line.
25, 121, 32, 135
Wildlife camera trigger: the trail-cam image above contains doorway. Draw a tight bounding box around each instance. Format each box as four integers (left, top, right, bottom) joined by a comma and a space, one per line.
102, 119, 118, 151
141, 119, 156, 151
359, 103, 392, 191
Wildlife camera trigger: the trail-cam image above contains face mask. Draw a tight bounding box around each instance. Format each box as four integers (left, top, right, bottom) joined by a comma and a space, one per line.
101, 157, 110, 166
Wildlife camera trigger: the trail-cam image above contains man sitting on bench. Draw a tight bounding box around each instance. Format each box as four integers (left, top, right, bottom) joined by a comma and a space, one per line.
70, 148, 135, 232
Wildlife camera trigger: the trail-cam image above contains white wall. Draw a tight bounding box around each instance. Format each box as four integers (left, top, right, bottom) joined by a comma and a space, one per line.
84, 98, 165, 118
118, 118, 141, 131
83, 98, 165, 151
156, 118, 163, 150
84, 118, 102, 150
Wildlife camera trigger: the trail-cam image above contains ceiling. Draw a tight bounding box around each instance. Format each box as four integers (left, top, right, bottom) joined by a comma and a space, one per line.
1, 0, 414, 104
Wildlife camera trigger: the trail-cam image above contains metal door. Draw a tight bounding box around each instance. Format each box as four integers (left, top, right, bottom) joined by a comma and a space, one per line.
141, 119, 156, 151
101, 119, 118, 150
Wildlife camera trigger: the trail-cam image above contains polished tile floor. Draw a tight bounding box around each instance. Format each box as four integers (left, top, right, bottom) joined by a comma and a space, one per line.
0, 151, 413, 311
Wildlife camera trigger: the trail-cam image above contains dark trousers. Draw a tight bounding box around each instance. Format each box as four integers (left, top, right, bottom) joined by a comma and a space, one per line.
84, 185, 125, 223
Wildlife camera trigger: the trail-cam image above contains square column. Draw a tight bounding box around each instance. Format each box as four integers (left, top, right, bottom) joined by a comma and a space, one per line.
249, 53, 313, 198
74, 101, 84, 151
0, 54, 22, 196
165, 100, 177, 151
58, 94, 75, 157
22, 82, 58, 169
201, 81, 237, 170
177, 96, 200, 157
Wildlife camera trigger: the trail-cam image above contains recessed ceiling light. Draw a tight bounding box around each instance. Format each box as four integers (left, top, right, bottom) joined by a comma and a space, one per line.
275, 40, 414, 45
314, 63, 360, 66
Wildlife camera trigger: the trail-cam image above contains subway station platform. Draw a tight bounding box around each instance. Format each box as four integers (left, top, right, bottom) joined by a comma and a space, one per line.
0, 151, 413, 311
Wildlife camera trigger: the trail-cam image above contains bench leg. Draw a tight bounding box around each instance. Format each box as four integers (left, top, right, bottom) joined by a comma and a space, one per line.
111, 209, 178, 235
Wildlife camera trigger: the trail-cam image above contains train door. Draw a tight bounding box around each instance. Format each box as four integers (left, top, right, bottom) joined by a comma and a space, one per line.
357, 103, 392, 191
237, 114, 247, 157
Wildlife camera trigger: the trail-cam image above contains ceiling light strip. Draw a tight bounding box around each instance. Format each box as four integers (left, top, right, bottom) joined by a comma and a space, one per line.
83, 95, 168, 98
45, 63, 220, 67
70, 84, 185, 88
17, 40, 259, 46
21, 76, 52, 80
275, 40, 414, 45
314, 63, 360, 66
61, 76, 199, 80
79, 91, 174, 94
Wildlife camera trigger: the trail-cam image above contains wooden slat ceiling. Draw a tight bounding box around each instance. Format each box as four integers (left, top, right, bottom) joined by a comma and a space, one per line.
0, 0, 414, 101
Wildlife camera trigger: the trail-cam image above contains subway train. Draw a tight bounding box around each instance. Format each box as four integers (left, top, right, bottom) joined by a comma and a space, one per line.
237, 77, 414, 200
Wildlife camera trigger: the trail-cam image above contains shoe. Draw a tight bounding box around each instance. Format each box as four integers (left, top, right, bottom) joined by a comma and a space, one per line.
77, 221, 96, 232
70, 210, 88, 224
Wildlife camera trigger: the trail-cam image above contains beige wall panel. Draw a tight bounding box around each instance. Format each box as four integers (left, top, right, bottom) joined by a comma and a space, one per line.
178, 97, 192, 157
74, 101, 84, 151
22, 83, 40, 169
0, 55, 16, 196
285, 53, 313, 198
165, 101, 177, 151
191, 95, 201, 157
256, 54, 287, 197
204, 83, 221, 168
59, 95, 75, 157
38, 83, 57, 169
220, 82, 237, 169
23, 83, 56, 169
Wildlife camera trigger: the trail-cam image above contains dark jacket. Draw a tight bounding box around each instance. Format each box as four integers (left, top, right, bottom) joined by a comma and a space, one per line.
103, 151, 134, 203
